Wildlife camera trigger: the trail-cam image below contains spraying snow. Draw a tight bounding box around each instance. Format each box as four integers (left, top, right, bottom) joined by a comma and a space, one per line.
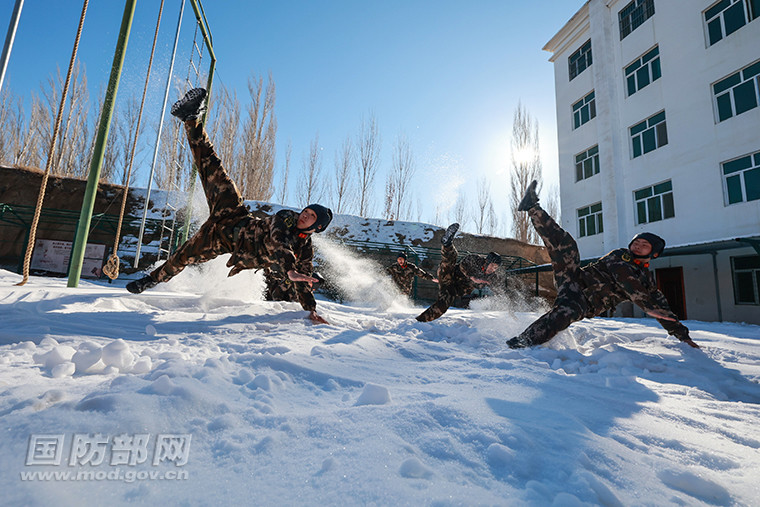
313, 236, 409, 311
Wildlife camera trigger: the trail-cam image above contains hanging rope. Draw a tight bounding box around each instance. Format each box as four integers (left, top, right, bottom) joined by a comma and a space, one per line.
102, 0, 165, 280
16, 0, 89, 286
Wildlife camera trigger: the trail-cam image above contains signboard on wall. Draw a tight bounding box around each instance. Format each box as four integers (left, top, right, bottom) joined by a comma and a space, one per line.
30, 239, 105, 278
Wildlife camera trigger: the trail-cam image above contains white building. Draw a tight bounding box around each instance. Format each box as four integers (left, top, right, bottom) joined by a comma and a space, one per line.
543, 0, 760, 324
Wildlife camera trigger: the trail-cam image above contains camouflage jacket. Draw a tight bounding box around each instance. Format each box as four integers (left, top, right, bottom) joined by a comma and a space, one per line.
386, 261, 435, 295
579, 248, 688, 339
226, 209, 316, 311
458, 255, 499, 286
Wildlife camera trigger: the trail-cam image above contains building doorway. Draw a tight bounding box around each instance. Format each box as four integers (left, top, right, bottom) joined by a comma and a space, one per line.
655, 267, 686, 320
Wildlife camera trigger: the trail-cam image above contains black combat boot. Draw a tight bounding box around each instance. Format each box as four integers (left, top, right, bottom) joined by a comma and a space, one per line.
126, 274, 159, 294
441, 223, 460, 247
170, 88, 207, 122
517, 180, 539, 211
506, 336, 529, 349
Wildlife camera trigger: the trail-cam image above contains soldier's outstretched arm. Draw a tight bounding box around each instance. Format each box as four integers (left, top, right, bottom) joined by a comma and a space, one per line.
288, 270, 320, 283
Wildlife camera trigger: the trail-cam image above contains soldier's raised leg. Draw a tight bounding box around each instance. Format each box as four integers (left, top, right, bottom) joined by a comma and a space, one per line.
174, 88, 244, 220
416, 228, 460, 322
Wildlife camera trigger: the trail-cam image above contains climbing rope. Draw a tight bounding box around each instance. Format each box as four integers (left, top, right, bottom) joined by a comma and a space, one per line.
16, 0, 89, 286
102, 0, 166, 280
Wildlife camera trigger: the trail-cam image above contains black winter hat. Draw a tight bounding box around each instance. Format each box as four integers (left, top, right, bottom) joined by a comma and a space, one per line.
397, 252, 407, 260
301, 204, 333, 233
485, 252, 502, 266
629, 232, 665, 258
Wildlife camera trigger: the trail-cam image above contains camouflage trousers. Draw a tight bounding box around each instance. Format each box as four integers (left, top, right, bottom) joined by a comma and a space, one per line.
416, 244, 473, 322
515, 205, 588, 346
265, 271, 298, 302
150, 121, 249, 283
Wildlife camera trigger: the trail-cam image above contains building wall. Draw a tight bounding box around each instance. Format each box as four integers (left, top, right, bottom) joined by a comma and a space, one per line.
546, 0, 760, 324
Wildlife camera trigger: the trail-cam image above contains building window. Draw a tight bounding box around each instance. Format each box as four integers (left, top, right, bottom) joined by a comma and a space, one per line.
578, 202, 603, 237
630, 111, 668, 158
634, 180, 674, 224
704, 0, 760, 46
619, 0, 655, 39
713, 60, 760, 122
569, 40, 593, 81
625, 46, 661, 96
731, 255, 760, 305
575, 146, 600, 181
722, 149, 760, 204
573, 91, 596, 129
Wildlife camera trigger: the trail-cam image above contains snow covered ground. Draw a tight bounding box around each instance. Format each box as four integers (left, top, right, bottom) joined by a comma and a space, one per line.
1, 246, 759, 506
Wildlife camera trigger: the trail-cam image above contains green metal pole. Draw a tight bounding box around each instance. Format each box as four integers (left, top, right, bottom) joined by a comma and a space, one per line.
181, 0, 215, 242
67, 0, 136, 288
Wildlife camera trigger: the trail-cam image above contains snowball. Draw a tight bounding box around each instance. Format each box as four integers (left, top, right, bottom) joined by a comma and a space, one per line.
252, 374, 272, 391
40, 337, 59, 348
33, 345, 76, 369
486, 443, 515, 467
150, 374, 175, 395
233, 369, 255, 385
399, 457, 432, 479
131, 356, 153, 374
102, 339, 134, 371
355, 384, 391, 406
51, 362, 75, 378
320, 458, 336, 473
72, 342, 103, 373
145, 324, 157, 337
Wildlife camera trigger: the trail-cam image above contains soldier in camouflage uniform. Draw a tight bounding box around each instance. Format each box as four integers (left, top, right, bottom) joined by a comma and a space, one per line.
127, 88, 332, 325
386, 252, 437, 296
416, 223, 502, 322
507, 180, 699, 349
264, 268, 299, 303
264, 267, 324, 306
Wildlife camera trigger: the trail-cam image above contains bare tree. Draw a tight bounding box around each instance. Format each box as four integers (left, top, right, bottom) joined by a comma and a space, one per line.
545, 182, 561, 225
154, 110, 190, 192
111, 95, 146, 187
356, 112, 380, 217
298, 133, 323, 206
487, 201, 499, 236
37, 63, 90, 178
475, 177, 492, 234
383, 173, 395, 220
332, 135, 354, 214
276, 140, 292, 205
451, 191, 469, 230
389, 133, 415, 220
509, 101, 543, 244
98, 93, 121, 184
208, 83, 240, 185
0, 89, 10, 163
0, 90, 38, 167
238, 72, 277, 200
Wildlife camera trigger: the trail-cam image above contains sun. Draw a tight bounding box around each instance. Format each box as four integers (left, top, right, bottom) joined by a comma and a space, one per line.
511, 146, 538, 166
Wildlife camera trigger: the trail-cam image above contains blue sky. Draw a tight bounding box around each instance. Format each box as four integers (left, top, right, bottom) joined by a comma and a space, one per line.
1, 0, 582, 231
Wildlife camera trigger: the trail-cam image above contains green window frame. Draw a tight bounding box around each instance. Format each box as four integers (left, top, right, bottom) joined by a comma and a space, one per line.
619, 0, 655, 40
572, 91, 596, 129
569, 40, 593, 81
578, 202, 603, 237
704, 0, 760, 46
634, 180, 675, 224
630, 111, 668, 158
731, 255, 760, 305
625, 46, 661, 96
713, 60, 760, 122
722, 149, 760, 204
575, 145, 600, 182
